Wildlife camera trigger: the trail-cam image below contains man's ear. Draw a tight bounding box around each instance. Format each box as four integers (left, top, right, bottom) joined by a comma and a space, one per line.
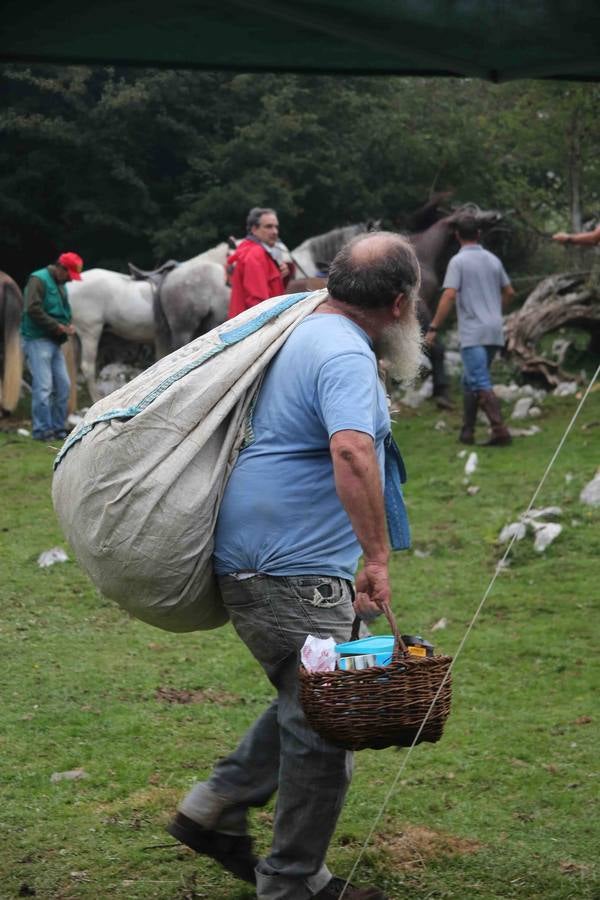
392, 293, 406, 318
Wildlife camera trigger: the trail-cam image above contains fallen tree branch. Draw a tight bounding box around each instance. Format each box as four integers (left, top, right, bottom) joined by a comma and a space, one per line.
505, 271, 600, 385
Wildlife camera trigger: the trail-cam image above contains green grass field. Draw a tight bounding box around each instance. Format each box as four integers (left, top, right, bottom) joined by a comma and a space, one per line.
1, 382, 599, 900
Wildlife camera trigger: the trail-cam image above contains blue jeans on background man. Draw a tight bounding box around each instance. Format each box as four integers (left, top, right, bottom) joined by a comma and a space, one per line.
460, 344, 499, 392
178, 573, 356, 900
459, 344, 511, 446
23, 338, 71, 439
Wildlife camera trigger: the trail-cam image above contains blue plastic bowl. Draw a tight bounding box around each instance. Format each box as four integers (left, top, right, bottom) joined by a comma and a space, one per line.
335, 634, 394, 666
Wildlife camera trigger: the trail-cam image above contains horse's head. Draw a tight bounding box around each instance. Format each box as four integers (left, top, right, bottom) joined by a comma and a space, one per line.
448, 204, 503, 231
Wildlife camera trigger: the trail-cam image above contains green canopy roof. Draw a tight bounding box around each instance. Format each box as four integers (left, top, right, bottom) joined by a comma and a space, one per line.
3, 1, 600, 81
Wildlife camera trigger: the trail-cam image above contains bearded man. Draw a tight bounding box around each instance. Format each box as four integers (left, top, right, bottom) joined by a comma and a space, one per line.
167, 232, 422, 900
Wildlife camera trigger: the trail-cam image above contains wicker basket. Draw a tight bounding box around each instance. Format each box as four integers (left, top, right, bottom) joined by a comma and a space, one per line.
299, 606, 452, 750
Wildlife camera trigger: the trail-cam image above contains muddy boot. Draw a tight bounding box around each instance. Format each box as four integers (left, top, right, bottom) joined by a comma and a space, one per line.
459, 390, 479, 444
477, 389, 512, 446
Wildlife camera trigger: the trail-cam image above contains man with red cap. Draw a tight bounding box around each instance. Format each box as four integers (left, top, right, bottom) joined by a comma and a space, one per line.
21, 252, 83, 441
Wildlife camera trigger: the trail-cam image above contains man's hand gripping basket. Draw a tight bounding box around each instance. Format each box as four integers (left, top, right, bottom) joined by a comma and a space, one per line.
299, 606, 452, 750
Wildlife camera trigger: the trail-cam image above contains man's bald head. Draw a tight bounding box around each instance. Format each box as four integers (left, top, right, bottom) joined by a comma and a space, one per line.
327, 231, 421, 310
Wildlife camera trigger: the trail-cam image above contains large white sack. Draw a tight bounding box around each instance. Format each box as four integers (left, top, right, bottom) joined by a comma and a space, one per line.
52, 290, 327, 632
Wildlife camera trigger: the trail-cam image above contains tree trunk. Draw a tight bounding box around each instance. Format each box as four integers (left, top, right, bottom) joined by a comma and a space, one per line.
504, 271, 600, 385
568, 107, 583, 233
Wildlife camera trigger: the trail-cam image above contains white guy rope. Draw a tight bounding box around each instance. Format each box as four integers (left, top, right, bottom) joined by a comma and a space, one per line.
339, 361, 600, 899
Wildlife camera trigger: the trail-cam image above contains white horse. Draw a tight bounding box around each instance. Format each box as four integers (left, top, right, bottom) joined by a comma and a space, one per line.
68, 248, 230, 402
290, 223, 373, 278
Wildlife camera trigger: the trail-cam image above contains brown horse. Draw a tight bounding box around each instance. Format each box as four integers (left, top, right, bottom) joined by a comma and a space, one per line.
286, 205, 503, 307
410, 205, 503, 309
0, 271, 23, 415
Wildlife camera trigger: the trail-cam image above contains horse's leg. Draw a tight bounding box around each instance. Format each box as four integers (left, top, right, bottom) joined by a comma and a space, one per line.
153, 290, 173, 359
78, 326, 103, 404
169, 327, 196, 350
62, 335, 79, 414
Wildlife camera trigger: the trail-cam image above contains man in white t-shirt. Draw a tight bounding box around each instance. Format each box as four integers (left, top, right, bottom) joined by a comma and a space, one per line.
426, 216, 515, 446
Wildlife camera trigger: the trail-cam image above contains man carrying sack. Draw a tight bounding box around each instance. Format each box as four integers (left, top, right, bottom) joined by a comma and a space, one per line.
167, 233, 423, 900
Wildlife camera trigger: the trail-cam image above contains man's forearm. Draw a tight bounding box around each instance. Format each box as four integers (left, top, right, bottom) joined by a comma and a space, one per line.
430, 289, 456, 330
553, 227, 600, 246
501, 285, 515, 310
330, 431, 389, 564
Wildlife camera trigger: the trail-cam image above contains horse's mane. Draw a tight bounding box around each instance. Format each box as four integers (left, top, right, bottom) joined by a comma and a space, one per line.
299, 223, 370, 267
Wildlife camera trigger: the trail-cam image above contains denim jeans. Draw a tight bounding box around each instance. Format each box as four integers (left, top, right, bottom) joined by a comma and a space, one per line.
461, 344, 500, 392
178, 573, 356, 899
23, 338, 71, 438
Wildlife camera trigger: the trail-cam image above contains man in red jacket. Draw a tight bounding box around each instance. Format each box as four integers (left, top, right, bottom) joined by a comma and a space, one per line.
227, 208, 291, 318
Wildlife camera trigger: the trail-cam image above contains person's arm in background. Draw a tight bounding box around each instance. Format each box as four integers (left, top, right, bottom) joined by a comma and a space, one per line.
330, 429, 390, 620
425, 287, 457, 346
501, 284, 515, 311
552, 225, 600, 246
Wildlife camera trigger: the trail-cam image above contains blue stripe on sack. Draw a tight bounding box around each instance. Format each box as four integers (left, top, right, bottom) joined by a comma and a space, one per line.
219, 293, 310, 345
53, 291, 313, 470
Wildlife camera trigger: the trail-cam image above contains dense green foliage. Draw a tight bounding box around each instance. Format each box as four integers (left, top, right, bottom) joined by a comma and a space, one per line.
1, 387, 599, 898
2, 65, 599, 285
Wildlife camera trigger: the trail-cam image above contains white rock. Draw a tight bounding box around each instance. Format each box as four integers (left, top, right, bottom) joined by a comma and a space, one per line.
434, 419, 447, 431
444, 350, 463, 375
528, 406, 542, 418
37, 547, 69, 568
579, 471, 600, 507
511, 397, 533, 419
17, 428, 30, 437
551, 338, 571, 364
498, 522, 527, 543
509, 425, 541, 437
457, 449, 467, 458
493, 384, 518, 402
466, 485, 480, 495
532, 522, 562, 552
399, 377, 433, 408
431, 617, 448, 631
565, 472, 574, 483
525, 506, 562, 520
464, 452, 478, 476
553, 381, 578, 397
444, 329, 460, 351
51, 768, 88, 783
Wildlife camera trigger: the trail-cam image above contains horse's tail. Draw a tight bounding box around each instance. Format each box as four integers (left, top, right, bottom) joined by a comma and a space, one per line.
1, 276, 24, 414
152, 286, 172, 359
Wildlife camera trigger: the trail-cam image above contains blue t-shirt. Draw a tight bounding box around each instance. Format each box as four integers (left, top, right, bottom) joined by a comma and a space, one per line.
213, 313, 390, 580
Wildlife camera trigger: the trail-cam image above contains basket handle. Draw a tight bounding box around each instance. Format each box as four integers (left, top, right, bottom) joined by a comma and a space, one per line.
350, 603, 408, 658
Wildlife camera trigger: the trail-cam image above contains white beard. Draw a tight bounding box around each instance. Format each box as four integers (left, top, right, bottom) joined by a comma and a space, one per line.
375, 306, 423, 386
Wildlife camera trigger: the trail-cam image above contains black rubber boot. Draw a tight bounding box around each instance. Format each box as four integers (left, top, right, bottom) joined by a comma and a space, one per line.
459, 390, 479, 444
166, 812, 257, 883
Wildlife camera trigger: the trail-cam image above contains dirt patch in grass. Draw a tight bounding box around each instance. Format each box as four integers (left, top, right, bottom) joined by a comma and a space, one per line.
376, 824, 482, 870
155, 686, 240, 705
